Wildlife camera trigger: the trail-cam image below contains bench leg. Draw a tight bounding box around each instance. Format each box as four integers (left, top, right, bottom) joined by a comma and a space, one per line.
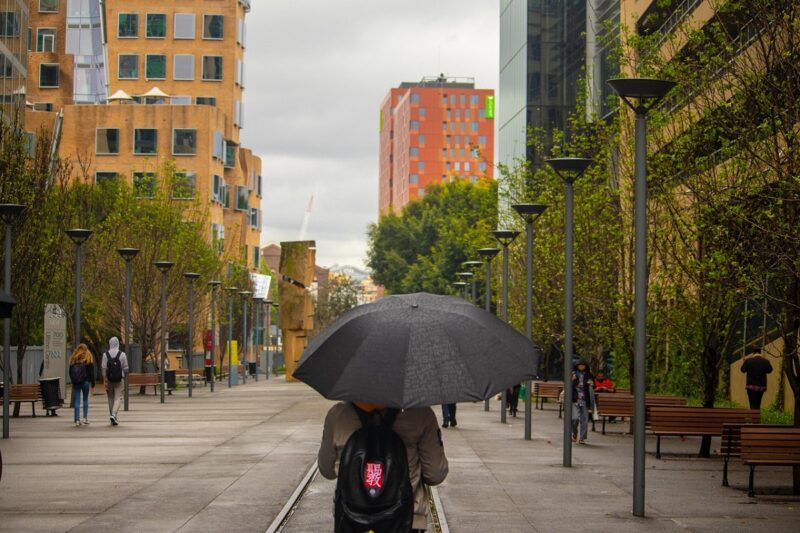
656, 436, 661, 459
748, 466, 755, 498
602, 417, 606, 435
722, 458, 729, 487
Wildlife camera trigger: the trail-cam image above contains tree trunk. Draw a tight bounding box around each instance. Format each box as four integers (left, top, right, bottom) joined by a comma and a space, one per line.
699, 345, 719, 458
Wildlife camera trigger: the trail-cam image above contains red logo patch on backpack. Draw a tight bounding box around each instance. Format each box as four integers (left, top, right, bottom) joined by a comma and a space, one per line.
363, 462, 384, 489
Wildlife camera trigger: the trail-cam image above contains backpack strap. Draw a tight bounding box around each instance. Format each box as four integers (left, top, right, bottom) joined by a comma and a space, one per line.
350, 403, 399, 429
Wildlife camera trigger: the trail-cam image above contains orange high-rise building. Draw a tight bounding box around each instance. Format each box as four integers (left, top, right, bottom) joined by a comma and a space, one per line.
379, 76, 495, 213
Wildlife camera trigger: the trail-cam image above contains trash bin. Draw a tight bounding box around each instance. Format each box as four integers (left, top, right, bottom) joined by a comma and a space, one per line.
204, 365, 213, 383
248, 362, 256, 376
165, 369, 177, 393
39, 377, 63, 415
230, 365, 239, 385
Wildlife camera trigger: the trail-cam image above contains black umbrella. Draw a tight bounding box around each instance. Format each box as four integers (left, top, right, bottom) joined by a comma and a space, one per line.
0, 290, 16, 319
294, 292, 539, 409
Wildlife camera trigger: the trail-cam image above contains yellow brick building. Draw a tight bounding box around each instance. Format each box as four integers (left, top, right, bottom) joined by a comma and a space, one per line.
25, 0, 262, 271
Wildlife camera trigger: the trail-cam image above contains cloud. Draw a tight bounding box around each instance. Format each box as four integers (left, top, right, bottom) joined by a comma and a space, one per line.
242, 0, 499, 268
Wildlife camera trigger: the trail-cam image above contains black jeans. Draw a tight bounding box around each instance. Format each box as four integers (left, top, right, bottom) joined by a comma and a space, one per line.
746, 389, 765, 410
441, 403, 457, 425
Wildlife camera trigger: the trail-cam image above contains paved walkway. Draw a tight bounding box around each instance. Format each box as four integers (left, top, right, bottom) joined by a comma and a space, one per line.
0, 378, 797, 532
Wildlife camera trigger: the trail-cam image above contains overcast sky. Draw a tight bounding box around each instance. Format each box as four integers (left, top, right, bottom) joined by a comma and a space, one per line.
241, 1, 499, 269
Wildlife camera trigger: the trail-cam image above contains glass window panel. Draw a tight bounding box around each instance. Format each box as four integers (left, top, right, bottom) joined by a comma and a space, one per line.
224, 142, 236, 168
172, 172, 196, 199
118, 54, 137, 79
133, 172, 156, 197
118, 13, 138, 38
40, 1, 59, 13
174, 13, 195, 39
203, 15, 223, 39
37, 28, 56, 52
173, 54, 194, 80
236, 185, 248, 210
134, 129, 157, 154
0, 12, 20, 37
409, 120, 419, 131
196, 96, 216, 106
95, 172, 118, 183
202, 56, 222, 80
418, 134, 425, 145
172, 129, 196, 155
96, 128, 119, 154
410, 93, 419, 104
39, 64, 59, 87
146, 54, 166, 79
146, 14, 166, 38
170, 96, 191, 105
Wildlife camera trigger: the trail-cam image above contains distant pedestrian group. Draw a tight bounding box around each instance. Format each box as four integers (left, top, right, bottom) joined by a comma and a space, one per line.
68, 336, 129, 427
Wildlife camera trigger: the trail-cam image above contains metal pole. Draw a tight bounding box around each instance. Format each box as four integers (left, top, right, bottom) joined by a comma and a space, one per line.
471, 280, 476, 304
242, 297, 248, 385
2, 222, 10, 438
265, 304, 271, 380
254, 301, 260, 382
228, 297, 233, 388
159, 271, 167, 404
123, 259, 132, 411
187, 281, 194, 397
563, 179, 574, 467
75, 242, 82, 350
209, 287, 216, 393
484, 258, 492, 411
501, 242, 509, 424
633, 110, 647, 516
524, 218, 534, 440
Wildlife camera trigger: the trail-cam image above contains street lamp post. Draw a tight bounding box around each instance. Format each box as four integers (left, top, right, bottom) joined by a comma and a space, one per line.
208, 281, 221, 393
117, 248, 139, 412
183, 273, 200, 397
66, 228, 92, 416
456, 272, 473, 301
154, 261, 174, 404
547, 157, 592, 467
512, 204, 548, 441
477, 247, 500, 411
461, 260, 482, 303
608, 77, 675, 517
224, 287, 238, 387
1, 203, 24, 439
491, 229, 520, 424
240, 290, 251, 385
451, 282, 467, 299
252, 295, 262, 382
264, 300, 272, 380
271, 302, 280, 376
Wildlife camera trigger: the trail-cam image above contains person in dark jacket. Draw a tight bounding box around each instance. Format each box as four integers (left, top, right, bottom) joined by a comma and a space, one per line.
69, 344, 95, 426
741, 349, 773, 409
571, 360, 594, 443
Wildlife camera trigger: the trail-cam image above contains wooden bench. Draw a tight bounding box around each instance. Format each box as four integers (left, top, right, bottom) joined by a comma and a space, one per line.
649, 407, 760, 458
9, 384, 41, 417
533, 382, 563, 415
594, 393, 687, 434
741, 426, 800, 497
127, 373, 161, 395
721, 423, 786, 487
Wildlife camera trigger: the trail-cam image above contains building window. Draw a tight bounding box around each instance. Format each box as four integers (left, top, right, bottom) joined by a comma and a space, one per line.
118, 54, 138, 79
133, 173, 156, 198
96, 129, 119, 155
36, 28, 56, 52
212, 174, 221, 202
449, 95, 456, 105
478, 135, 487, 146
256, 175, 262, 197
174, 13, 195, 39
253, 246, 260, 268
410, 147, 419, 157
446, 109, 451, 120
409, 120, 419, 131
202, 56, 223, 81
118, 13, 138, 38
409, 174, 419, 184
145, 55, 166, 79
460, 94, 466, 106
478, 109, 486, 119
471, 147, 480, 158
0, 12, 19, 37
172, 129, 196, 155
418, 134, 425, 146
470, 122, 479, 132
478, 162, 487, 172
39, 1, 58, 13
173, 54, 194, 80
465, 109, 471, 119
454, 162, 461, 171
418, 188, 425, 197
418, 107, 426, 117
417, 161, 425, 171
172, 172, 196, 199
410, 93, 419, 104
236, 185, 248, 211
39, 64, 59, 87
470, 95, 479, 105
146, 14, 166, 38
224, 142, 236, 168
170, 96, 191, 105
203, 15, 223, 39
95, 172, 117, 184
133, 129, 157, 155
196, 96, 216, 106
249, 207, 258, 228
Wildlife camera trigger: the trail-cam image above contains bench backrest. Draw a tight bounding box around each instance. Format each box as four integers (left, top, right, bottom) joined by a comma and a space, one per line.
722, 423, 788, 456
649, 407, 760, 435
9, 384, 41, 398
741, 426, 800, 464
128, 373, 160, 384
533, 382, 563, 396
595, 394, 687, 416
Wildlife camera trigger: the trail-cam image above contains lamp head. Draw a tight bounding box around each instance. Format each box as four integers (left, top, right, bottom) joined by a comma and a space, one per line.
512, 203, 548, 222
116, 247, 140, 261
0, 289, 16, 319
208, 280, 222, 289
224, 286, 239, 294
607, 78, 676, 114
65, 228, 93, 245
239, 290, 252, 297
461, 260, 483, 269
491, 229, 520, 245
456, 271, 474, 279
183, 272, 201, 282
546, 158, 593, 183
154, 261, 174, 273
264, 299, 273, 306
0, 203, 25, 224
477, 247, 501, 259
452, 281, 467, 288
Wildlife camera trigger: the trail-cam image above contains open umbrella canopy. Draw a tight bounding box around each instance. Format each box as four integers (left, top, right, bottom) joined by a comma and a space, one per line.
294, 292, 540, 409
0, 289, 16, 319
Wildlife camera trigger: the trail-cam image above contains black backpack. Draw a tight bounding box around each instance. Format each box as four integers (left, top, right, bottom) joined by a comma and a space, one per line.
105, 352, 123, 383
334, 405, 414, 533
69, 362, 87, 384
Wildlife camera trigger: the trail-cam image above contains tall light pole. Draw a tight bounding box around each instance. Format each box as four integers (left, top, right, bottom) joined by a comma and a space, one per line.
252, 295, 262, 382
456, 272, 473, 301
66, 227, 92, 415
547, 157, 592, 467
117, 248, 139, 412
512, 204, 548, 441
461, 260, 482, 303
264, 299, 272, 380
207, 280, 221, 392
1, 203, 24, 439
224, 287, 238, 387
477, 247, 500, 411
271, 302, 280, 376
155, 261, 174, 403
451, 281, 467, 299
240, 290, 251, 384
608, 77, 675, 517
183, 273, 200, 397
491, 229, 520, 424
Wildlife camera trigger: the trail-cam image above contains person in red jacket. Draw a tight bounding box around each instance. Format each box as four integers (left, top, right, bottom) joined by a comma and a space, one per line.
594, 371, 615, 392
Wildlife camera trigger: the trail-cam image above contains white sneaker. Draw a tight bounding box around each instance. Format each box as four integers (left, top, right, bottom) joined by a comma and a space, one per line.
82, 418, 90, 425
74, 420, 81, 427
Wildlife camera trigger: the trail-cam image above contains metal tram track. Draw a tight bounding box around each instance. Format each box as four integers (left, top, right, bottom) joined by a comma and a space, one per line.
266, 461, 449, 533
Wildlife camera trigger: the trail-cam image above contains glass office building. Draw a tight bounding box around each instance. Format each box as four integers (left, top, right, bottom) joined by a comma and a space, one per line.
0, 0, 28, 121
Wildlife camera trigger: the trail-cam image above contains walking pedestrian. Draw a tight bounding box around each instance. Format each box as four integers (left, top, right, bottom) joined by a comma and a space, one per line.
319, 401, 449, 533
741, 349, 773, 410
102, 336, 128, 425
441, 403, 457, 428
506, 384, 521, 417
571, 360, 594, 444
68, 344, 95, 426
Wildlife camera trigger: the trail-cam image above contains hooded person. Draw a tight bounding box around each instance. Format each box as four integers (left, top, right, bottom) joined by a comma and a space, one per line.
102, 336, 129, 425
571, 360, 594, 444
